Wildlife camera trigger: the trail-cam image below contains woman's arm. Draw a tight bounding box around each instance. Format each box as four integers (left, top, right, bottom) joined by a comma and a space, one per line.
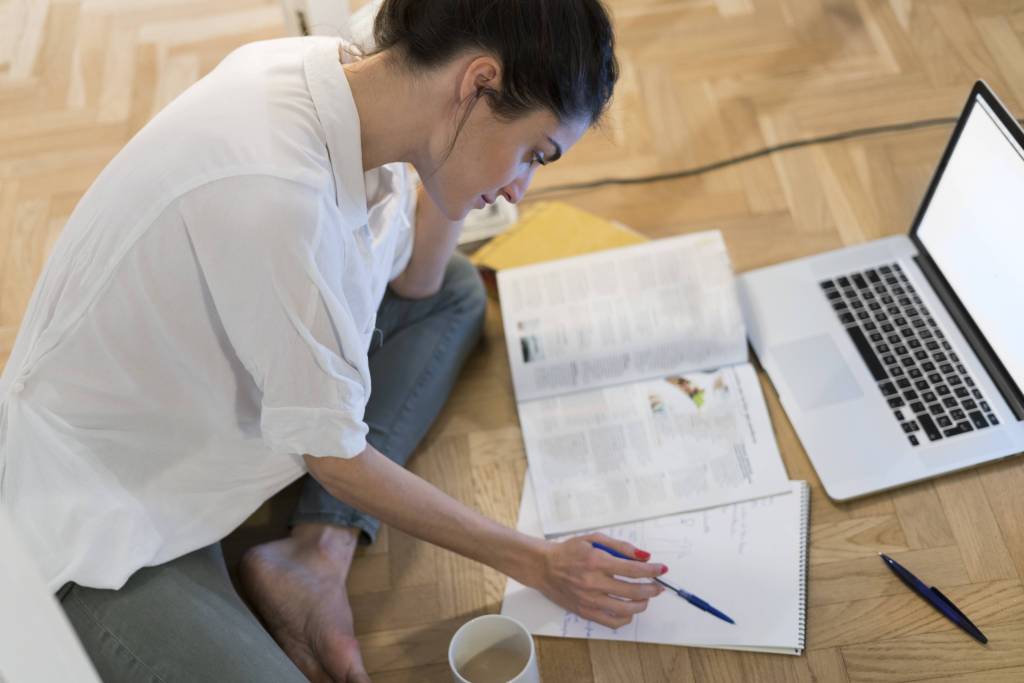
389, 185, 462, 299
304, 447, 665, 628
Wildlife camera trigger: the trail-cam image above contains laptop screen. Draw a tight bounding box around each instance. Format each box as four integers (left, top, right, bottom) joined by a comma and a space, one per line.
916, 95, 1024, 392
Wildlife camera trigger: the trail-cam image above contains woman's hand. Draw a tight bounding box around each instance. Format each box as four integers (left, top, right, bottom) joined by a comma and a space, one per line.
532, 532, 666, 629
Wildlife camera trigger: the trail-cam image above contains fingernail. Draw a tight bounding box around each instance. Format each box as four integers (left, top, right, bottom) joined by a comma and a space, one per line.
660, 565, 669, 575
634, 549, 651, 561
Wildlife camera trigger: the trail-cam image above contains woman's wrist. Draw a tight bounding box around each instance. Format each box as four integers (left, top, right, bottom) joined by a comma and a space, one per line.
496, 532, 551, 589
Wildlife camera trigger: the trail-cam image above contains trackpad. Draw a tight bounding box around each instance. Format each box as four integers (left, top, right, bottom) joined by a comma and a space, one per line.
772, 334, 863, 411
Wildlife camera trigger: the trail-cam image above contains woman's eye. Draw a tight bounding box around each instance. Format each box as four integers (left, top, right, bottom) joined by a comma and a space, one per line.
530, 152, 546, 166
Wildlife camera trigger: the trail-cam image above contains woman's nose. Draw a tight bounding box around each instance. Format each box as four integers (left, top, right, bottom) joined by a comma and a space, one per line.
501, 167, 536, 204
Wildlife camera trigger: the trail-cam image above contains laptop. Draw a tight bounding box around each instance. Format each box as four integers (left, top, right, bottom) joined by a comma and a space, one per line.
738, 81, 1024, 500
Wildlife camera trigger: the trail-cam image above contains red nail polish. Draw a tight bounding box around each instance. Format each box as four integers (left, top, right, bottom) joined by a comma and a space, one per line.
634, 549, 651, 561
660, 565, 669, 575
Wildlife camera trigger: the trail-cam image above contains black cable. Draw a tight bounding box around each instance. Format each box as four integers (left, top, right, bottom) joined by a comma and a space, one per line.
529, 116, 1024, 198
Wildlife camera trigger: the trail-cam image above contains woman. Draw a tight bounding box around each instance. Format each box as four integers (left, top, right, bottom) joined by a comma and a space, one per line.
0, 1, 666, 681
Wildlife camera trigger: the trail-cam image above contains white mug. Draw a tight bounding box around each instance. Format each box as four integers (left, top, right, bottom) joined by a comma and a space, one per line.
448, 614, 541, 683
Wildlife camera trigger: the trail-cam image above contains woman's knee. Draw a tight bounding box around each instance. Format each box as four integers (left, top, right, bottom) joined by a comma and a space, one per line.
443, 253, 487, 326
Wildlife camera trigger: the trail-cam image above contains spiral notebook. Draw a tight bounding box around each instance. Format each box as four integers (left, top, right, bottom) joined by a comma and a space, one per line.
502, 478, 810, 655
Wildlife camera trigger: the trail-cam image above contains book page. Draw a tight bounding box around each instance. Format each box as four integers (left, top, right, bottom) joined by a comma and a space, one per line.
518, 363, 791, 536
498, 232, 747, 402
502, 479, 807, 654
0, 505, 102, 683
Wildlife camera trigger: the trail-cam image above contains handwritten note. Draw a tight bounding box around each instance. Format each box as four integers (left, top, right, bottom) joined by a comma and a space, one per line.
502, 478, 808, 654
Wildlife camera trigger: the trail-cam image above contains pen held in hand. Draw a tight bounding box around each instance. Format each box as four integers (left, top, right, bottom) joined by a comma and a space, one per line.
591, 542, 736, 625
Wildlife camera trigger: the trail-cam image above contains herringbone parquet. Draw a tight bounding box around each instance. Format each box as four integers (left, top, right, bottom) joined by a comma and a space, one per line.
4, 1, 1024, 681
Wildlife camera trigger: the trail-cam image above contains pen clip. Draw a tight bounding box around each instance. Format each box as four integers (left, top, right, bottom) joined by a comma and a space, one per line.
930, 587, 986, 640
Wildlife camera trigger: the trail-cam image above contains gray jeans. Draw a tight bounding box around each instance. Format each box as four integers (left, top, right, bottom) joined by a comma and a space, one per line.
59, 254, 487, 682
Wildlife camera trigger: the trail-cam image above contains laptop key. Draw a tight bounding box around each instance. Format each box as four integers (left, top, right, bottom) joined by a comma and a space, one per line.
917, 414, 942, 441
852, 274, 868, 289
936, 385, 951, 396
944, 423, 973, 437
929, 404, 944, 416
963, 399, 977, 410
910, 401, 925, 413
954, 387, 969, 398
844, 327, 887, 381
943, 397, 958, 408
951, 409, 966, 421
922, 391, 936, 403
989, 414, 1000, 426
897, 378, 911, 389
904, 389, 918, 400
937, 416, 952, 428
880, 382, 897, 396
969, 411, 988, 429
840, 313, 855, 324
895, 410, 905, 421
980, 401, 990, 412
821, 280, 835, 290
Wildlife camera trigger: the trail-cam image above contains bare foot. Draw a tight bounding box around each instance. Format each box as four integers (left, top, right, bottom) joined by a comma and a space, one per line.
240, 525, 371, 683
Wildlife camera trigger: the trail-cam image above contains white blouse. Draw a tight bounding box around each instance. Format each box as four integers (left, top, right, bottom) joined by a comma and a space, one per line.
0, 36, 416, 591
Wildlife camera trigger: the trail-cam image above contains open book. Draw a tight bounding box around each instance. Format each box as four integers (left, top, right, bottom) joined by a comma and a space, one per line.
497, 231, 791, 535
502, 477, 810, 655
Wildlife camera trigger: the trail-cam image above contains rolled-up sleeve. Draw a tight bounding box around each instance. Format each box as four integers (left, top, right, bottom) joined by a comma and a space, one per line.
180, 174, 371, 459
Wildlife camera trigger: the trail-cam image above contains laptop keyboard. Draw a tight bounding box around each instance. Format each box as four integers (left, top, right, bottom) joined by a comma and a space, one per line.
820, 263, 999, 447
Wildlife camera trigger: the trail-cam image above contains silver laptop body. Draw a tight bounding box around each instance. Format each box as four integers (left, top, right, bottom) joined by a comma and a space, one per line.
738, 81, 1024, 500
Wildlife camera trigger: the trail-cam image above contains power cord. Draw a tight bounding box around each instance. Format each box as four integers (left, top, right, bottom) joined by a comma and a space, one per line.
528, 116, 1024, 198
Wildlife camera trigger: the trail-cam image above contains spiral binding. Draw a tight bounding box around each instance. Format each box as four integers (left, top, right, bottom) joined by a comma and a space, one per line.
796, 481, 810, 654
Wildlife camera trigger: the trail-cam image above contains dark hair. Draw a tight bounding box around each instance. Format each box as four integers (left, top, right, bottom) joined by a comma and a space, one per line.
372, 0, 618, 126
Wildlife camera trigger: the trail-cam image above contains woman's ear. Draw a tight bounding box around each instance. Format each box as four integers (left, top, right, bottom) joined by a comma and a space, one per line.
458, 54, 502, 103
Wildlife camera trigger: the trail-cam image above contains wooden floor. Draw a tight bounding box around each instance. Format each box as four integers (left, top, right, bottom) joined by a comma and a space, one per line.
4, 0, 1024, 681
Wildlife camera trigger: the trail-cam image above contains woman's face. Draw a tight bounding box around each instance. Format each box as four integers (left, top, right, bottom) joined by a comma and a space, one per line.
420, 101, 590, 221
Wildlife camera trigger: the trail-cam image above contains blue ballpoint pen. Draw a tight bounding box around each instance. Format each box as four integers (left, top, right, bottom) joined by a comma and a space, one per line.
591, 542, 736, 625
879, 553, 988, 644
